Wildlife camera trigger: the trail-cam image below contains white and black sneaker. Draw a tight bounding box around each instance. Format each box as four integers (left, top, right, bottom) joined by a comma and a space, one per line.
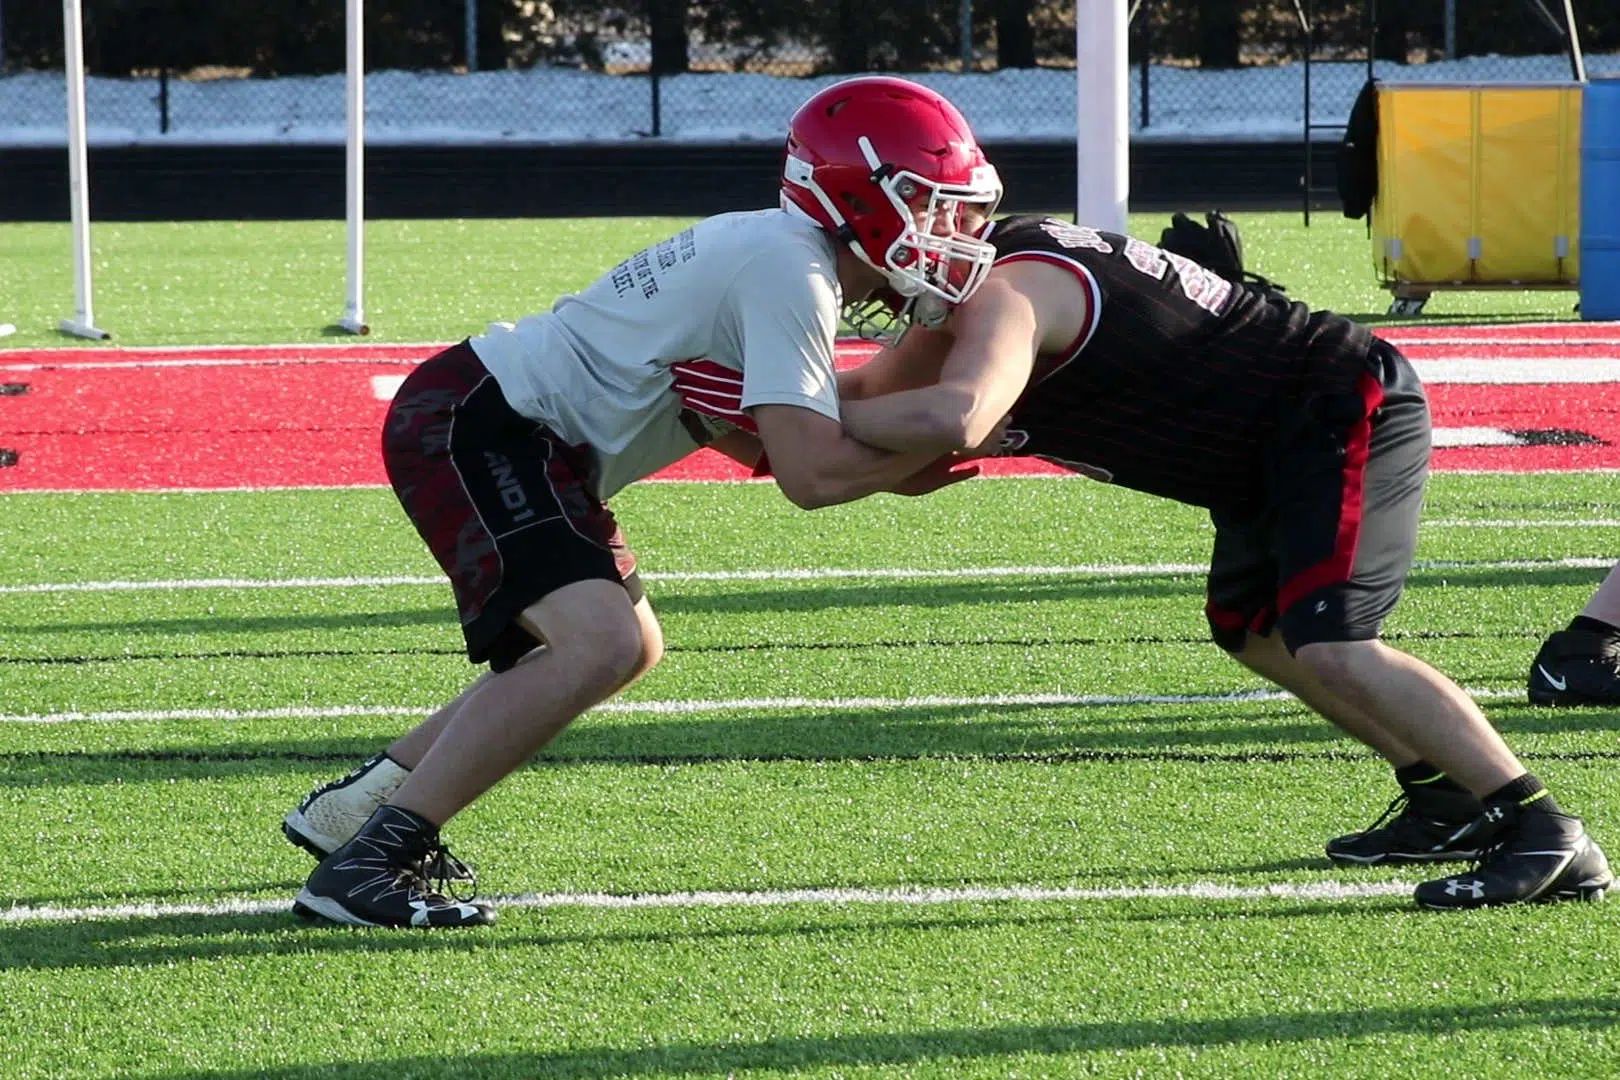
283, 753, 473, 883
1414, 807, 1613, 909
293, 805, 496, 928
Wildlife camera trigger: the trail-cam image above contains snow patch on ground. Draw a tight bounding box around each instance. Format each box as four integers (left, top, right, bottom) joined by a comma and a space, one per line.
2, 51, 1615, 147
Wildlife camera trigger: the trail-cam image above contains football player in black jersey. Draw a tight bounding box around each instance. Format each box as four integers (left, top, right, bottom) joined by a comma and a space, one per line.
838, 215, 1612, 910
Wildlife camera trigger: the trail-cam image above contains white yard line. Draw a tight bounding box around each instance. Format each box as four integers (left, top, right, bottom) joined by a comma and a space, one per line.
1424, 519, 1620, 528
0, 686, 1525, 725
0, 555, 1611, 597
0, 879, 1419, 925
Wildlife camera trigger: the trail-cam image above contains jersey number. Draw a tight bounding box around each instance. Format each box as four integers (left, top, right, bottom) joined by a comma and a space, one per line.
1122, 238, 1232, 316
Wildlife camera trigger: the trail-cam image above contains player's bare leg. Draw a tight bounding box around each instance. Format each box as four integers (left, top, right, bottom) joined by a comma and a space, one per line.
1230, 631, 1419, 765
1292, 639, 1519, 793
388, 579, 654, 825
386, 593, 664, 769
1287, 638, 1612, 906
285, 593, 662, 869
294, 579, 656, 927
1228, 632, 1489, 866
387, 675, 497, 770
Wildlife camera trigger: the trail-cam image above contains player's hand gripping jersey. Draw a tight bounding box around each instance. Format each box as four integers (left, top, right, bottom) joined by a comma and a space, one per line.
469, 209, 844, 498
987, 215, 1383, 512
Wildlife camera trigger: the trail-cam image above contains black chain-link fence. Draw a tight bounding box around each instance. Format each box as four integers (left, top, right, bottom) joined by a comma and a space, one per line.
2, 1, 1616, 144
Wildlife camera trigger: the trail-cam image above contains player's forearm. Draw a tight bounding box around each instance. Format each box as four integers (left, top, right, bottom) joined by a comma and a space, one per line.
784, 435, 942, 509
707, 429, 764, 468
840, 386, 981, 454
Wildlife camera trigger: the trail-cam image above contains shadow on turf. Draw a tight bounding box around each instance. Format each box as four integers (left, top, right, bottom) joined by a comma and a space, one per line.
17, 606, 455, 638
115, 997, 1619, 1079
18, 562, 1601, 639
0, 701, 1367, 789
0, 891, 1411, 975
5, 697, 1616, 790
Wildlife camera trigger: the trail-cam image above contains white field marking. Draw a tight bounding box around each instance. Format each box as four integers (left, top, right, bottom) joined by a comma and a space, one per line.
1395, 335, 1613, 346
0, 686, 1526, 725
371, 374, 406, 399
1431, 427, 1525, 448
0, 483, 401, 495
0, 879, 1423, 925
1426, 518, 1620, 528
1444, 467, 1620, 476
1409, 358, 1620, 383
0, 555, 1612, 598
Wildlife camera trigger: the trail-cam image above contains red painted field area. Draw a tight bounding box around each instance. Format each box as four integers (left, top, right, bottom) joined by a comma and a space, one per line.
1, 323, 1617, 492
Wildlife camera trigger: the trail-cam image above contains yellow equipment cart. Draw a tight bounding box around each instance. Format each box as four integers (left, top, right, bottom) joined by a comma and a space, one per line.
1372, 81, 1583, 316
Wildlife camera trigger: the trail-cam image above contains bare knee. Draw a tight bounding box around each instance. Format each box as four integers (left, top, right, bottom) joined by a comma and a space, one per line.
567, 613, 646, 692
519, 581, 648, 697
1293, 640, 1379, 693
634, 609, 665, 676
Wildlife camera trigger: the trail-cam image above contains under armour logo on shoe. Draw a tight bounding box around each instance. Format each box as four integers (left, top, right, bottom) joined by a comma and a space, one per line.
1444, 878, 1486, 899
1484, 805, 1507, 823
1314, 600, 1328, 614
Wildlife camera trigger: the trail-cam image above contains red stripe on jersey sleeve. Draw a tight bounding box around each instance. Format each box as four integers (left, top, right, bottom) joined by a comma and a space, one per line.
670, 358, 745, 387
992, 251, 1103, 376
670, 357, 755, 431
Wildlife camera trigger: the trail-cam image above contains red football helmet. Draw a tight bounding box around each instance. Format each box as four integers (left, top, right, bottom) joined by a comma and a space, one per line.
781, 76, 1002, 334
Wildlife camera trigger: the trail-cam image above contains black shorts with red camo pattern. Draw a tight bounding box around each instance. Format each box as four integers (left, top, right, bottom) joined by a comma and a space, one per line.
382, 341, 642, 672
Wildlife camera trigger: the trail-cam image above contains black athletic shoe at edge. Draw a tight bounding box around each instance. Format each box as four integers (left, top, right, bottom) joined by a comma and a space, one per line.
1528, 628, 1620, 706
1414, 805, 1613, 910
293, 805, 495, 928
1325, 785, 1485, 865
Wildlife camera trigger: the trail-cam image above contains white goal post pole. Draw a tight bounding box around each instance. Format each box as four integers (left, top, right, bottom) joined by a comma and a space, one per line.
336, 0, 369, 334
59, 0, 108, 340
1074, 0, 1130, 233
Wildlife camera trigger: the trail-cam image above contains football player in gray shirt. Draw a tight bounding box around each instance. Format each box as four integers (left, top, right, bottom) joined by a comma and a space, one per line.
285, 76, 1005, 928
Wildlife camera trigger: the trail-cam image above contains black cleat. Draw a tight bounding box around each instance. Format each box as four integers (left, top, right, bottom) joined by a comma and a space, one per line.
293, 805, 495, 928
1528, 628, 1620, 706
1325, 785, 1485, 865
283, 754, 474, 883
1414, 807, 1613, 910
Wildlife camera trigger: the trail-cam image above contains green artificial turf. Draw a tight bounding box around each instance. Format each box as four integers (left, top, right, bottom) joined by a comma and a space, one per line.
0, 216, 1615, 1079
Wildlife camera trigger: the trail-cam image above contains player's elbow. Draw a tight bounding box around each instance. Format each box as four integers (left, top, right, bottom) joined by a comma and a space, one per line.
773, 469, 840, 510
958, 407, 1006, 453
926, 386, 991, 451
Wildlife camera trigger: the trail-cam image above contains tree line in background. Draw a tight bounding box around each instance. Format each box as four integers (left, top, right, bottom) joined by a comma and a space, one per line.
3, 0, 1616, 76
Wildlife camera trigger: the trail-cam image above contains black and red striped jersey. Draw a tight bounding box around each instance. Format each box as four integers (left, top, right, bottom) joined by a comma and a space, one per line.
986, 214, 1379, 512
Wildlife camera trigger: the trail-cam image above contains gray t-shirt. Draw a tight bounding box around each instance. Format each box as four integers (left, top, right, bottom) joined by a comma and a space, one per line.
470, 209, 844, 499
